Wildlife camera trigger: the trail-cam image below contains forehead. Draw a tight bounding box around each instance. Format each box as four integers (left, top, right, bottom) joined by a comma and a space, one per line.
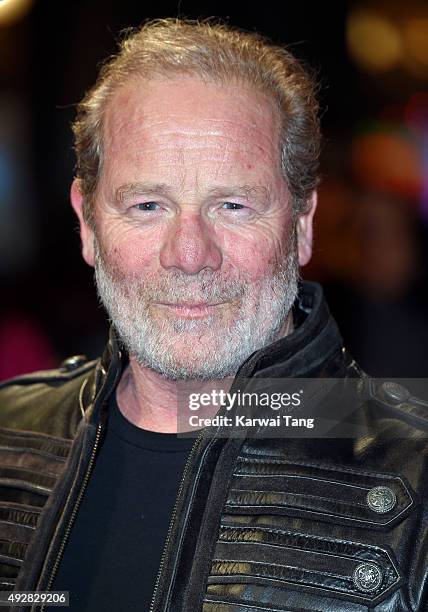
102, 75, 282, 174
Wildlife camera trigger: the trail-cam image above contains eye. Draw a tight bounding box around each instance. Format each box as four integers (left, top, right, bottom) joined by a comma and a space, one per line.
135, 202, 160, 211
221, 202, 246, 210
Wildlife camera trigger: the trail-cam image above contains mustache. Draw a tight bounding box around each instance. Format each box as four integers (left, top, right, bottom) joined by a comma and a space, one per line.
103, 268, 249, 303
93, 239, 296, 304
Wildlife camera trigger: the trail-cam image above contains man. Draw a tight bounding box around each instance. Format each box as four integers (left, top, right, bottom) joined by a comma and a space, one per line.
0, 17, 427, 612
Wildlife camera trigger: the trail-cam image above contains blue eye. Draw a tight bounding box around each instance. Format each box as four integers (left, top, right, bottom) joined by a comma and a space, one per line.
135, 202, 159, 211
222, 202, 245, 210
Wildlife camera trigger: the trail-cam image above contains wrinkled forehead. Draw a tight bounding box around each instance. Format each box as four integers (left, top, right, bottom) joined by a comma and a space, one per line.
102, 74, 282, 159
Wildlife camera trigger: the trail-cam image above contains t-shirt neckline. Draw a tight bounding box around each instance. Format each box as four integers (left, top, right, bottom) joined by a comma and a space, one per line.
108, 391, 196, 452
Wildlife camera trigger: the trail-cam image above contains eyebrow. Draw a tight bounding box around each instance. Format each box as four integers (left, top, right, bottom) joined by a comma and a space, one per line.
113, 182, 271, 205
114, 183, 171, 203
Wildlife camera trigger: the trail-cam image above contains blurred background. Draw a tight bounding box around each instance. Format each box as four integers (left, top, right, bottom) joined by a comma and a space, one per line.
0, 0, 427, 380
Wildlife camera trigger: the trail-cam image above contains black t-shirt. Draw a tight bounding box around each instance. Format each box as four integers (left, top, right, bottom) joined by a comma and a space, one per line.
49, 392, 194, 611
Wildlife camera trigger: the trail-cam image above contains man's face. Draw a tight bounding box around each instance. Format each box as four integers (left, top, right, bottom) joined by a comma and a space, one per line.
72, 75, 315, 380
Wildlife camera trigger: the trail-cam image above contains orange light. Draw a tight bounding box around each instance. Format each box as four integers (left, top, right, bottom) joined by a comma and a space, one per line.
351, 132, 422, 198
405, 18, 428, 66
403, 17, 428, 79
347, 10, 403, 73
0, 0, 34, 26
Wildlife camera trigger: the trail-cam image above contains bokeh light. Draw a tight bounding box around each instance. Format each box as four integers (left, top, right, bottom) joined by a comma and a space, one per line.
404, 18, 428, 68
0, 0, 34, 26
347, 4, 428, 79
346, 10, 402, 73
351, 130, 422, 199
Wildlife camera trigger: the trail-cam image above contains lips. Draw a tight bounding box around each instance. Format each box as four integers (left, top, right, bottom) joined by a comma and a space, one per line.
161, 302, 221, 307
156, 302, 226, 318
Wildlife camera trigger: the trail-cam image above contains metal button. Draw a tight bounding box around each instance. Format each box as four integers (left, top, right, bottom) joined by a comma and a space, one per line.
353, 562, 383, 592
60, 355, 88, 372
367, 485, 396, 514
381, 381, 410, 404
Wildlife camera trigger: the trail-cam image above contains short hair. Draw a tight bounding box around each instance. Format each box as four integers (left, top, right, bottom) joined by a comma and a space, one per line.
72, 18, 321, 227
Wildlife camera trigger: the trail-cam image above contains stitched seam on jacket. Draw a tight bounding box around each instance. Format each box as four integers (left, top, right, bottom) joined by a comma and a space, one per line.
228, 488, 368, 508
0, 466, 59, 480
0, 428, 72, 446
223, 502, 405, 525
208, 574, 355, 594
0, 446, 67, 463
237, 456, 404, 480
219, 524, 391, 553
233, 472, 372, 491
223, 503, 393, 525
0, 519, 35, 530
216, 539, 382, 564
0, 503, 41, 512
212, 558, 354, 582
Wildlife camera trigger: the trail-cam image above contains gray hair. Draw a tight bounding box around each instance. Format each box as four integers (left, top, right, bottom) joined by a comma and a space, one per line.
72, 17, 321, 227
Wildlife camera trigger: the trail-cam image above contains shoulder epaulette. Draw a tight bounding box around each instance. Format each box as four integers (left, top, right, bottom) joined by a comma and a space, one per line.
0, 355, 97, 389
367, 379, 428, 432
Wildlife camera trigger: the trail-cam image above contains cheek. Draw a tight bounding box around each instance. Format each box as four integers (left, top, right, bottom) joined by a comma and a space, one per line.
97, 222, 162, 276
220, 224, 288, 280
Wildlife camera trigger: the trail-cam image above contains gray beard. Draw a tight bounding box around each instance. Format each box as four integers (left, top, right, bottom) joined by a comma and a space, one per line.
94, 234, 299, 381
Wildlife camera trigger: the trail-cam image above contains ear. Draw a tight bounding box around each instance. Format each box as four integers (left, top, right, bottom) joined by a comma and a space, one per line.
297, 190, 317, 267
70, 178, 95, 267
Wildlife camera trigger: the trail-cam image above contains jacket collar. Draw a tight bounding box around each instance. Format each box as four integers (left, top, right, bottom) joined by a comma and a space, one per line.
235, 280, 344, 379
83, 281, 345, 416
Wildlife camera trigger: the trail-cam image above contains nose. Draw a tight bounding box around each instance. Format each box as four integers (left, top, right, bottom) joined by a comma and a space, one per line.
159, 211, 223, 274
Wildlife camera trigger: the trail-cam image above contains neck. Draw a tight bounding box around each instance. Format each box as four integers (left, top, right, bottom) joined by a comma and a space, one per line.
116, 310, 294, 433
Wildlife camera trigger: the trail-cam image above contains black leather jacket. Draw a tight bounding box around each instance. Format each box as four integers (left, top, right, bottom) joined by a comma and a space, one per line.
0, 281, 427, 611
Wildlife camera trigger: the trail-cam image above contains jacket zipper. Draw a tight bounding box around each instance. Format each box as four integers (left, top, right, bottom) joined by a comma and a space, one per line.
38, 422, 103, 612
149, 429, 205, 612
37, 419, 205, 612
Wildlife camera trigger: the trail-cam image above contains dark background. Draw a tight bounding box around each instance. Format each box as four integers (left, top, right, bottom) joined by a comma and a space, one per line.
1, 0, 427, 379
